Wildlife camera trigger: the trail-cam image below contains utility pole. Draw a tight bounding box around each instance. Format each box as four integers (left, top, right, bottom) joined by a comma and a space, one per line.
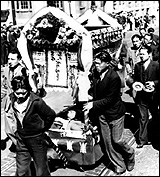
11, 1, 16, 25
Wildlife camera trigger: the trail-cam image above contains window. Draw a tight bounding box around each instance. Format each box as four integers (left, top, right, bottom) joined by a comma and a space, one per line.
47, 1, 63, 9
79, 1, 85, 10
101, 1, 105, 7
141, 1, 144, 7
16, 1, 32, 12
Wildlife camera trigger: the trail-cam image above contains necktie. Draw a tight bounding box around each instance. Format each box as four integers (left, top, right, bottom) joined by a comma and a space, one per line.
9, 70, 14, 82
141, 63, 145, 83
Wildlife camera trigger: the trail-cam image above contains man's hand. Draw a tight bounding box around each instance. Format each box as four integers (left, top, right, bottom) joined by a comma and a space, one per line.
83, 102, 93, 113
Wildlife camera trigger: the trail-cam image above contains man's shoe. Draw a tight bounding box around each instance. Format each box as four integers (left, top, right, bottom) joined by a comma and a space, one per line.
114, 166, 126, 175
9, 143, 16, 153
137, 141, 151, 148
144, 141, 152, 145
126, 152, 135, 171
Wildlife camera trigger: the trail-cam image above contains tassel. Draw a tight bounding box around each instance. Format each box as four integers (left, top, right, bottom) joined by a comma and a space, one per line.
79, 142, 87, 153
52, 144, 68, 167
44, 134, 68, 167
66, 140, 73, 151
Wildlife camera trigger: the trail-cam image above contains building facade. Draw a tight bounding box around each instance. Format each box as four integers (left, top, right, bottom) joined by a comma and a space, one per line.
1, 1, 159, 26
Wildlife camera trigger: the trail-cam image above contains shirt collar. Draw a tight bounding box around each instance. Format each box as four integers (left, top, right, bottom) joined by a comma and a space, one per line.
100, 69, 108, 80
143, 58, 151, 70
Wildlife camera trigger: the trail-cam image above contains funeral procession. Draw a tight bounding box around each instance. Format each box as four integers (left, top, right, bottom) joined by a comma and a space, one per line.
1, 1, 159, 176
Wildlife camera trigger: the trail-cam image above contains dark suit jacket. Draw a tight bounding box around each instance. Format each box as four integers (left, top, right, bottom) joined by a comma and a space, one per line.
150, 42, 159, 62
134, 60, 159, 104
152, 34, 159, 45
89, 68, 126, 122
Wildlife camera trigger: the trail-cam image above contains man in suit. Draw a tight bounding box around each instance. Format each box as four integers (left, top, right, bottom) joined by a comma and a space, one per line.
1, 50, 26, 100
83, 51, 135, 175
133, 45, 159, 148
126, 34, 142, 76
1, 49, 26, 152
147, 27, 159, 46
1, 49, 37, 152
125, 34, 143, 98
139, 27, 146, 40
143, 33, 159, 63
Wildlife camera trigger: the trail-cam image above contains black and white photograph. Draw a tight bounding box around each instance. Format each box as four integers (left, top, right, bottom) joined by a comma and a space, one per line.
1, 1, 159, 176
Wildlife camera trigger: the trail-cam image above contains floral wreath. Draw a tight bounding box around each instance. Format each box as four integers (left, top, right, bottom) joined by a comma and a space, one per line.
25, 12, 82, 52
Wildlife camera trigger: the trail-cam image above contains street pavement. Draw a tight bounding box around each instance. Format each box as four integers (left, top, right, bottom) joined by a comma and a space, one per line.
1, 27, 159, 176
1, 86, 159, 176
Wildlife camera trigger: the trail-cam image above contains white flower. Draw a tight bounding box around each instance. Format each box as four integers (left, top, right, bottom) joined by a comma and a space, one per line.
36, 18, 53, 28
73, 35, 78, 40
60, 27, 66, 33
27, 34, 33, 40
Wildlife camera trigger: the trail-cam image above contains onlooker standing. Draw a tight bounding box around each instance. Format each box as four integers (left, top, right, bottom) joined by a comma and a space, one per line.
143, 33, 159, 63
147, 27, 159, 46
125, 34, 142, 76
1, 29, 9, 66
1, 50, 26, 101
83, 51, 135, 175
1, 49, 27, 152
7, 75, 56, 176
132, 45, 159, 148
8, 25, 20, 51
139, 27, 146, 42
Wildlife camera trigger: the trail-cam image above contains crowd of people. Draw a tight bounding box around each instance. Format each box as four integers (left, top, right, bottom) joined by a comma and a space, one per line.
1, 23, 22, 66
1, 18, 159, 176
113, 11, 158, 32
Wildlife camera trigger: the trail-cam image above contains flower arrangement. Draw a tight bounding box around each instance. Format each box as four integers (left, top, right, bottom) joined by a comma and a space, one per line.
25, 12, 82, 52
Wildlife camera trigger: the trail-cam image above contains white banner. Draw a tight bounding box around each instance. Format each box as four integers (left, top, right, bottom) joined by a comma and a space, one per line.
32, 51, 46, 65
46, 51, 68, 88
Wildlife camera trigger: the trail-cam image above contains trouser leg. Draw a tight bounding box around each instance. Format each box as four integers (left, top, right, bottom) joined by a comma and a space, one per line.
148, 102, 159, 142
110, 115, 134, 159
15, 134, 32, 176
137, 103, 149, 144
26, 133, 51, 176
98, 115, 126, 169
